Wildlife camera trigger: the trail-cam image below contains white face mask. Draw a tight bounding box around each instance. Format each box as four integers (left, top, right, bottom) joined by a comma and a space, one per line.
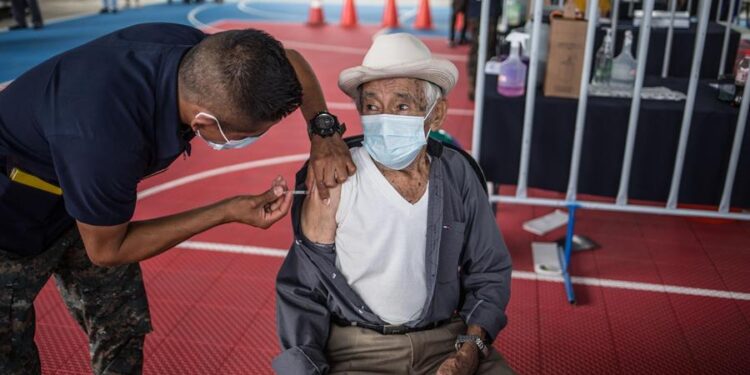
194, 112, 260, 151
360, 101, 437, 170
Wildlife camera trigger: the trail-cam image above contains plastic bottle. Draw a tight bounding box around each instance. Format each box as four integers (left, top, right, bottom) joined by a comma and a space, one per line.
611, 30, 638, 89
497, 35, 528, 97
592, 28, 614, 87
505, 0, 523, 28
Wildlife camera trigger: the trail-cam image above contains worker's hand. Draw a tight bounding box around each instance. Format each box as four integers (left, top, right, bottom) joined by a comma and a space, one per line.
225, 176, 293, 229
307, 134, 356, 200
300, 182, 341, 244
436, 342, 480, 375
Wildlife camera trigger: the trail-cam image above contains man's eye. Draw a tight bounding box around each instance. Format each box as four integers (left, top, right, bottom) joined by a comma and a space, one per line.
398, 104, 409, 111
366, 104, 378, 111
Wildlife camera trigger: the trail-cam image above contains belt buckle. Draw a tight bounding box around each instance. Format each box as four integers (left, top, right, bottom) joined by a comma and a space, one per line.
383, 324, 406, 335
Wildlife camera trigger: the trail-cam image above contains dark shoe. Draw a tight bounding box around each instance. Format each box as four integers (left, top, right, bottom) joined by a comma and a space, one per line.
32, 23, 43, 30
111, 8, 118, 13
99, 8, 109, 13
459, 38, 469, 45
8, 24, 27, 31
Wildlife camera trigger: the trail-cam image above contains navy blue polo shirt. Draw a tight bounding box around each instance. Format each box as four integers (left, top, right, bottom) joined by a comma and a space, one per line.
0, 23, 204, 256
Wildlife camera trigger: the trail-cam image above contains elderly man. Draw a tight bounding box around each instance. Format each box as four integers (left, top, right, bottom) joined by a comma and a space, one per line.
274, 33, 513, 375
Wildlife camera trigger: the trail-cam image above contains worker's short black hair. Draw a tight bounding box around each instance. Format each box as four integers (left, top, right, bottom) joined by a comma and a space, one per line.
179, 29, 302, 132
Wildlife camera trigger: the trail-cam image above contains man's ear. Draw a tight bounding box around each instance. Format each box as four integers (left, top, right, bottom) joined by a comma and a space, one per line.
428, 99, 447, 131
190, 112, 215, 133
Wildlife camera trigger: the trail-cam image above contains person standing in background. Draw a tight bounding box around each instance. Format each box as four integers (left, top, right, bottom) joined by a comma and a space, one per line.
100, 0, 118, 14
9, 0, 43, 30
449, 0, 469, 47
466, 0, 501, 101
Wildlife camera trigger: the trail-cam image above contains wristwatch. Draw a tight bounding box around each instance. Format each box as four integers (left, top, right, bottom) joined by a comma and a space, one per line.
308, 111, 346, 138
455, 335, 490, 359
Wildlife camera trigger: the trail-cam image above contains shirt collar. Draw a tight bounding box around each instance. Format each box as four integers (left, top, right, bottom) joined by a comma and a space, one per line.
154, 46, 195, 160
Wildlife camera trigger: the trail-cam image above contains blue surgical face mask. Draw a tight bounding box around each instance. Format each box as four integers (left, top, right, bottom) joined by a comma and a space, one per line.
361, 101, 437, 170
194, 112, 260, 151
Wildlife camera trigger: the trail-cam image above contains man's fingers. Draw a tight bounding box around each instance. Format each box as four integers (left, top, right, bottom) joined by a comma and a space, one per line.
258, 185, 285, 206
264, 192, 293, 224
316, 177, 331, 200
335, 166, 351, 184
269, 194, 285, 211
305, 166, 316, 190
323, 168, 338, 188
346, 159, 356, 176
279, 191, 294, 214
436, 359, 459, 375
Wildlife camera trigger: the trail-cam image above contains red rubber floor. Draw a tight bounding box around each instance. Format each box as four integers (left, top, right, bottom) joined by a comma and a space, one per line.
31, 19, 750, 375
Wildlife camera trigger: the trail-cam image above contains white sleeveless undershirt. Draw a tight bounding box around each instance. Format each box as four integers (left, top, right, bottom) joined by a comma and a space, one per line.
334, 147, 429, 325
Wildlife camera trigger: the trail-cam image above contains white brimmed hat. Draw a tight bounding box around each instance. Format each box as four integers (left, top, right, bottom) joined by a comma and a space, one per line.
338, 33, 459, 98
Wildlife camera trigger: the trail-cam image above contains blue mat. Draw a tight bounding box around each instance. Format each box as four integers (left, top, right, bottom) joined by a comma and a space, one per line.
0, 1, 452, 82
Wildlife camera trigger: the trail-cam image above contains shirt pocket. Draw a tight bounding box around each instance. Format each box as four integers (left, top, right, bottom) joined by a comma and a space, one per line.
437, 221, 466, 283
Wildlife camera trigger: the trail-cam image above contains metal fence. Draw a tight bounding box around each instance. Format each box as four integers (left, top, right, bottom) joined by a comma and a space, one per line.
471, 0, 750, 303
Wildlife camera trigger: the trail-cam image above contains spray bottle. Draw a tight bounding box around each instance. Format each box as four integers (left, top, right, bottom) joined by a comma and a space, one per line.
497, 32, 529, 97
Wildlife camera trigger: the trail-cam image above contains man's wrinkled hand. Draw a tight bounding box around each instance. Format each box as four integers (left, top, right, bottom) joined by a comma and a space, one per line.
225, 176, 293, 229
306, 134, 355, 200
436, 342, 480, 375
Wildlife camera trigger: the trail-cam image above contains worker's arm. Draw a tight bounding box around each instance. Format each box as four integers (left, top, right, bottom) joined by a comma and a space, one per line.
284, 49, 355, 200
78, 178, 293, 267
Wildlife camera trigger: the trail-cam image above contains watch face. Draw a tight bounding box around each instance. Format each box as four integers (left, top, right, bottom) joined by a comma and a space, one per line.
316, 114, 335, 130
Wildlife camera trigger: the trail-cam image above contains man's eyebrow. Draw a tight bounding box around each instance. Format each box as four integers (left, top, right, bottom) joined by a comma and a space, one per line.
363, 91, 378, 98
394, 92, 416, 101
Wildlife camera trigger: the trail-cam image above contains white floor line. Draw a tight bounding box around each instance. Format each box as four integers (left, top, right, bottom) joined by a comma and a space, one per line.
178, 240, 288, 257
136, 153, 309, 200
237, 0, 304, 20
187, 3, 226, 33
512, 271, 750, 301
175, 240, 750, 302
185, 1, 468, 62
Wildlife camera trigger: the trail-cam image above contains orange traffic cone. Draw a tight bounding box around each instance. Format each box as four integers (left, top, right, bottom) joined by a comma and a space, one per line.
307, 0, 325, 27
382, 0, 399, 28
414, 0, 432, 30
341, 0, 357, 28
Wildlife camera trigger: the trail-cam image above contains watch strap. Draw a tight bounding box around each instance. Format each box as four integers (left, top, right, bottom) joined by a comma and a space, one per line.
455, 335, 490, 359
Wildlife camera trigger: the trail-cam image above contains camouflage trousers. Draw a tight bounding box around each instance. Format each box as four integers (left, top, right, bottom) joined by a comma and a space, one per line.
0, 226, 152, 375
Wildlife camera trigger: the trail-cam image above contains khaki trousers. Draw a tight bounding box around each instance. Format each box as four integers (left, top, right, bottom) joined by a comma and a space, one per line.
326, 319, 515, 374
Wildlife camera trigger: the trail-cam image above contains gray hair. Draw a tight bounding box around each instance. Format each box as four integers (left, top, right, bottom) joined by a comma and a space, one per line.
355, 79, 442, 113
421, 80, 442, 112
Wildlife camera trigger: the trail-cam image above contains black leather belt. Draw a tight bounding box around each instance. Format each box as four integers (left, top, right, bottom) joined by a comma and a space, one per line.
331, 316, 453, 335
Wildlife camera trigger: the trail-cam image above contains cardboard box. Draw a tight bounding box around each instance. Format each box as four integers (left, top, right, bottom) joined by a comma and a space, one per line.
544, 14, 587, 98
